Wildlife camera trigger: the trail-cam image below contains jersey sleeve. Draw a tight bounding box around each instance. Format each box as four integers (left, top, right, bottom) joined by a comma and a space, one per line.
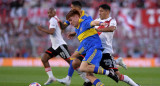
64, 20, 70, 25
84, 17, 94, 29
49, 18, 57, 29
109, 19, 117, 28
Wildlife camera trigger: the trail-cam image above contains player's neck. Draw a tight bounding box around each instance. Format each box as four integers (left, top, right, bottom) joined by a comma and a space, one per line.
101, 15, 109, 20
49, 15, 55, 19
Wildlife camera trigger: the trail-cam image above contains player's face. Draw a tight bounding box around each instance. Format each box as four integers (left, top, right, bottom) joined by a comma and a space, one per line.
48, 9, 55, 18
71, 4, 79, 11
68, 15, 79, 27
99, 8, 109, 19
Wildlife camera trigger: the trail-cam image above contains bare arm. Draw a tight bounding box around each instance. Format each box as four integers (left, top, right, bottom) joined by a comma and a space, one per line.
67, 32, 76, 39
90, 21, 106, 26
59, 20, 68, 30
37, 25, 55, 34
90, 21, 100, 26
96, 26, 116, 32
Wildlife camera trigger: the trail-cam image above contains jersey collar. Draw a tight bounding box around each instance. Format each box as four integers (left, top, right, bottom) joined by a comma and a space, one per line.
80, 10, 85, 18
76, 10, 85, 29
76, 19, 84, 29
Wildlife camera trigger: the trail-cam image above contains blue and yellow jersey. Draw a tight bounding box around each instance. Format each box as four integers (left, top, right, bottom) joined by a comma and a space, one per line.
75, 15, 103, 51
75, 16, 97, 42
64, 10, 88, 26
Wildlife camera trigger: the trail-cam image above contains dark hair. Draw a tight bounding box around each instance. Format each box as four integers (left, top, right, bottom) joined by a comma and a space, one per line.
49, 7, 55, 12
71, 1, 82, 8
66, 9, 80, 20
99, 4, 110, 11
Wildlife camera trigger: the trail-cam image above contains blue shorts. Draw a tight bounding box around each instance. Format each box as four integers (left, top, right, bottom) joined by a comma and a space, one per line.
76, 43, 86, 55
83, 47, 102, 66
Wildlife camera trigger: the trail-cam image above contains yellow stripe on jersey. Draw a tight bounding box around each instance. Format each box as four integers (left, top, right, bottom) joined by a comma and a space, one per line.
80, 10, 85, 18
78, 28, 97, 42
75, 47, 85, 54
79, 47, 85, 54
87, 49, 97, 63
76, 19, 84, 29
81, 10, 88, 17
76, 10, 88, 29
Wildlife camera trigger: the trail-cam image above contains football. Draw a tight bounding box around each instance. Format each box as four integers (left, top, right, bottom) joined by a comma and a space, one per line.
29, 82, 41, 86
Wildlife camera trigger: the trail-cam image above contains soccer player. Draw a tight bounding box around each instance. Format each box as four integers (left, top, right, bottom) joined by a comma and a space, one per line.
57, 1, 126, 86
60, 1, 127, 70
66, 9, 119, 86
37, 7, 75, 85
70, 4, 140, 86
93, 4, 140, 86
57, 1, 93, 86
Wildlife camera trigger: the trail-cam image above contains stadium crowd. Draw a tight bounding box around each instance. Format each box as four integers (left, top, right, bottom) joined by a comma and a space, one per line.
0, 0, 160, 58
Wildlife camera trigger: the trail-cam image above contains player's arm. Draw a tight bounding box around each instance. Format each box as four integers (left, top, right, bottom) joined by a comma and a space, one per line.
95, 19, 117, 32
59, 20, 70, 30
59, 21, 68, 30
90, 21, 106, 27
67, 32, 76, 39
96, 26, 116, 32
37, 25, 55, 34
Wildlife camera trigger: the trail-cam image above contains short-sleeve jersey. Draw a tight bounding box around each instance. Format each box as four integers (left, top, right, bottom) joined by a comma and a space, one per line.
94, 17, 117, 54
75, 15, 103, 51
49, 16, 67, 50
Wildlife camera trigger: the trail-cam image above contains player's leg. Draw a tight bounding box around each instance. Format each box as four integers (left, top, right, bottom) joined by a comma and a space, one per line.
42, 47, 57, 85
115, 71, 140, 86
100, 53, 139, 86
72, 53, 84, 69
57, 49, 90, 86
56, 44, 73, 86
115, 57, 127, 69
69, 46, 91, 85
86, 73, 104, 86
72, 54, 92, 86
79, 48, 119, 83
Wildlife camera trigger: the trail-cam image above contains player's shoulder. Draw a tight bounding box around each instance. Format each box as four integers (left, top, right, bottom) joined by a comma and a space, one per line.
84, 16, 93, 22
109, 17, 116, 22
110, 18, 117, 24
50, 16, 59, 23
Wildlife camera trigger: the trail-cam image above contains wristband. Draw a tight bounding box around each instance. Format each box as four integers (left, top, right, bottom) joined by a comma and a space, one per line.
65, 20, 70, 25
99, 22, 103, 26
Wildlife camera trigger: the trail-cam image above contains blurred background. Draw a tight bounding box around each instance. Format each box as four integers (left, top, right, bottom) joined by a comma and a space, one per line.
0, 0, 160, 67
0, 0, 160, 86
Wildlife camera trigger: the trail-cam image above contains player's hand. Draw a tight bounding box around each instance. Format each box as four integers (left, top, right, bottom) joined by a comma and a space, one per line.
100, 22, 107, 26
37, 25, 43, 31
95, 28, 99, 32
67, 32, 76, 39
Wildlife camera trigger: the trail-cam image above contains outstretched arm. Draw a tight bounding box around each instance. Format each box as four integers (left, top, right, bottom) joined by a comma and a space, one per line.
59, 20, 69, 30
96, 26, 116, 32
90, 21, 106, 26
37, 25, 55, 34
67, 32, 76, 39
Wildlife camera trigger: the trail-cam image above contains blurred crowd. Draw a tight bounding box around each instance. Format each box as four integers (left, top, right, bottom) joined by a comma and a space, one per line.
0, 0, 160, 58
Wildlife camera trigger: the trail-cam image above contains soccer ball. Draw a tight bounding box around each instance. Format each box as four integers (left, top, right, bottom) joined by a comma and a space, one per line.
29, 82, 41, 86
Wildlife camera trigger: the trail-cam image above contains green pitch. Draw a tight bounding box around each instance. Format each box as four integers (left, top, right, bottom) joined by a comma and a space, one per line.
0, 67, 160, 86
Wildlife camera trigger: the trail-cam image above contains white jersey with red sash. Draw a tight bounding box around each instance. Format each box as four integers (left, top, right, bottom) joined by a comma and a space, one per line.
94, 17, 117, 54
49, 16, 67, 50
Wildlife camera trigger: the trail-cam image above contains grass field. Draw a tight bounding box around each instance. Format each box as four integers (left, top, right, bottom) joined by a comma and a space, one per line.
0, 67, 160, 86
